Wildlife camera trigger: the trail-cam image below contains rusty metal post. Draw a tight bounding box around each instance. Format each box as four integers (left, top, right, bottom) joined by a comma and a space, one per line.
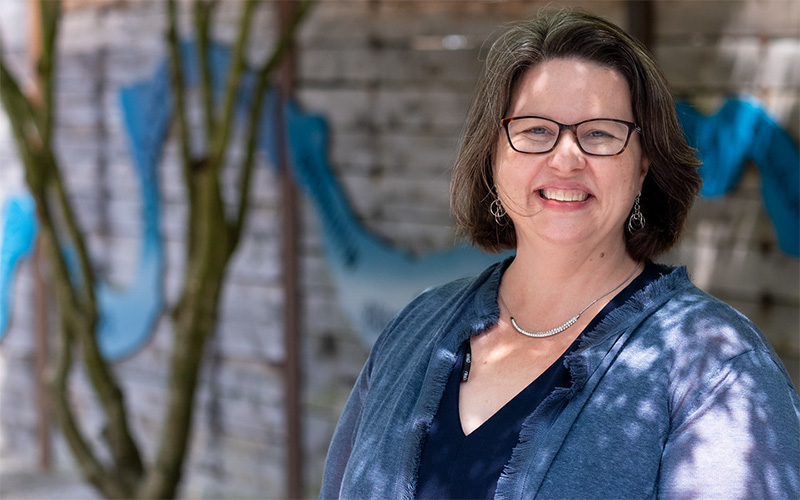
27, 0, 52, 472
33, 241, 51, 470
276, 1, 303, 497
627, 0, 655, 50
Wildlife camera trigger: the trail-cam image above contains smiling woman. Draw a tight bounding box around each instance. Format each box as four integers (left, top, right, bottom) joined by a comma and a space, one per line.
491, 58, 649, 256
319, 9, 800, 500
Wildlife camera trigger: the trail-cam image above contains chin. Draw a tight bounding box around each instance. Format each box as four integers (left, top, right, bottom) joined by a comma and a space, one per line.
534, 222, 621, 248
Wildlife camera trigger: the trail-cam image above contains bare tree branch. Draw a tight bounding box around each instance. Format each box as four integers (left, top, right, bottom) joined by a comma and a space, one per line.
207, 0, 260, 172
2, 0, 314, 497
229, 0, 315, 250
166, 0, 195, 186
36, 0, 60, 151
2, 4, 143, 496
192, 0, 217, 144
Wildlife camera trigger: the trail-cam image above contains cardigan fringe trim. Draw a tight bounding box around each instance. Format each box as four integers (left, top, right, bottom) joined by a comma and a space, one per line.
495, 265, 693, 499
405, 259, 507, 500
562, 265, 692, 396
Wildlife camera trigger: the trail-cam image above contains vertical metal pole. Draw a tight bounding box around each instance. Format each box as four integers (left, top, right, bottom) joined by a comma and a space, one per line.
627, 0, 655, 51
276, 1, 303, 497
33, 241, 51, 470
27, 0, 51, 472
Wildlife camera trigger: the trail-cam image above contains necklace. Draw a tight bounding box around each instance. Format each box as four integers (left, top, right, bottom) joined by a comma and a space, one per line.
498, 262, 641, 338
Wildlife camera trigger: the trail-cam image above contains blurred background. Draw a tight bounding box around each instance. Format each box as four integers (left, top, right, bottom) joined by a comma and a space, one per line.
0, 0, 797, 498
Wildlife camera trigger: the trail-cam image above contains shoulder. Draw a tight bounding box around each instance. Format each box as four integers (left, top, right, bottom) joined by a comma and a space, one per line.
645, 274, 800, 498
650, 273, 779, 360
366, 257, 508, 368
635, 268, 798, 415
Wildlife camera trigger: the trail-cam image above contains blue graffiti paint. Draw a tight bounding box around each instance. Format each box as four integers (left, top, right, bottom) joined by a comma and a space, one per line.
99, 40, 276, 358
0, 192, 37, 339
95, 41, 267, 359
87, 45, 800, 349
97, 63, 173, 359
123, 41, 506, 346
283, 101, 509, 344
677, 98, 799, 256
5, 42, 796, 354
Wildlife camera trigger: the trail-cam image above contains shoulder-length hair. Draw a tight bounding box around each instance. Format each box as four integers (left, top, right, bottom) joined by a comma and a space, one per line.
450, 9, 702, 261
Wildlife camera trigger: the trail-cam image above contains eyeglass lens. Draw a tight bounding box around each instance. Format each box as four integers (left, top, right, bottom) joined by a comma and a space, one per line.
506, 117, 633, 156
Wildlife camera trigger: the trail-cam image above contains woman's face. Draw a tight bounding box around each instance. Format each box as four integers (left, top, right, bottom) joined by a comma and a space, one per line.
493, 57, 649, 253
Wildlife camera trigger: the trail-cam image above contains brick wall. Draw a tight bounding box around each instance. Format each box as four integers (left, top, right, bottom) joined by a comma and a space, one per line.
0, 1, 797, 498
652, 0, 799, 379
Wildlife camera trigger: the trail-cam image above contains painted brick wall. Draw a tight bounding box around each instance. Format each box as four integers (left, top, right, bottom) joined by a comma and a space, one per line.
0, 1, 797, 498
653, 0, 799, 380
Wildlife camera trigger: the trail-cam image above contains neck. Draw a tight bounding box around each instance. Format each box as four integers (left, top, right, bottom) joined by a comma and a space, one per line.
500, 238, 640, 330
511, 235, 634, 283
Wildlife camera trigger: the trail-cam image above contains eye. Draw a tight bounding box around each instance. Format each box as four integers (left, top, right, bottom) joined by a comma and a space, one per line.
581, 127, 619, 141
525, 126, 551, 136
586, 129, 615, 139
516, 122, 557, 140
579, 121, 627, 144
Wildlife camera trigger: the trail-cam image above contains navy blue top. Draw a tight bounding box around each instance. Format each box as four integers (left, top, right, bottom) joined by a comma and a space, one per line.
415, 262, 664, 499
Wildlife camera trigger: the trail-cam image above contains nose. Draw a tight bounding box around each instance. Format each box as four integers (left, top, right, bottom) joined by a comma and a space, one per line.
548, 130, 585, 172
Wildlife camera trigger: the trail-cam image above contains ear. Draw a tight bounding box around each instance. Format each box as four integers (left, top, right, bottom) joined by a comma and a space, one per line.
637, 155, 650, 190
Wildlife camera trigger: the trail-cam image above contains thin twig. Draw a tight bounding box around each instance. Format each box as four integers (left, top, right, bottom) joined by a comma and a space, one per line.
192, 0, 216, 143
229, 0, 315, 250
0, 57, 45, 189
207, 0, 260, 172
36, 199, 122, 497
37, 0, 60, 151
166, 0, 194, 186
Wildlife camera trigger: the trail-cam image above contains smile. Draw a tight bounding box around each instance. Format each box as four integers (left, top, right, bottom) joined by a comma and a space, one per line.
539, 189, 590, 202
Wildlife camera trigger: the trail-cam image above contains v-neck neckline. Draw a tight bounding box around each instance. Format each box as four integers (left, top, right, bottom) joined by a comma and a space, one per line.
455, 337, 575, 439
455, 260, 662, 438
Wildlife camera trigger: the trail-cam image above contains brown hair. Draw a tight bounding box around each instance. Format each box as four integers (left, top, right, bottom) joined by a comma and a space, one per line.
450, 9, 702, 261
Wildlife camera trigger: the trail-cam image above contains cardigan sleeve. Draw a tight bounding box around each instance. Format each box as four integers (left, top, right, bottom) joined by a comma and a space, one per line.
319, 356, 372, 500
317, 282, 453, 499
658, 348, 800, 499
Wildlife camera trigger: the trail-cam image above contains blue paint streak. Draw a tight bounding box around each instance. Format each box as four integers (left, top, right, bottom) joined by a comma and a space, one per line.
677, 98, 799, 256
100, 40, 254, 359
99, 61, 172, 359
180, 41, 507, 345
7, 42, 795, 355
123, 41, 505, 346
282, 101, 509, 345
0, 193, 37, 339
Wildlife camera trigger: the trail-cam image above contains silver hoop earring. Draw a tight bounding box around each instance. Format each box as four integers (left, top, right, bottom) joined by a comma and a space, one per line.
627, 194, 646, 232
490, 197, 507, 226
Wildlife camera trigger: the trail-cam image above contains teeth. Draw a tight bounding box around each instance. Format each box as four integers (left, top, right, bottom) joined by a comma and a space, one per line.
540, 189, 589, 202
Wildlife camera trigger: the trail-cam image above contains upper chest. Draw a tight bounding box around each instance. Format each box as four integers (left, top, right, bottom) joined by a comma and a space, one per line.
458, 322, 582, 435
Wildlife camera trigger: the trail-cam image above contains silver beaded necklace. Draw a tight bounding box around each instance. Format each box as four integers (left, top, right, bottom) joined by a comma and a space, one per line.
498, 262, 641, 338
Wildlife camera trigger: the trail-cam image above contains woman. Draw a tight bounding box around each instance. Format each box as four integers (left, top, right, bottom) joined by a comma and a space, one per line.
320, 10, 800, 499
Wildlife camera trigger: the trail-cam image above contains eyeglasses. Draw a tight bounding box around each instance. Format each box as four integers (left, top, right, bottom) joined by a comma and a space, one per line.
500, 116, 641, 156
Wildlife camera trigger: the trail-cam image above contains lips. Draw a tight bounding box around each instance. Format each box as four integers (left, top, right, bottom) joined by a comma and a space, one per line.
539, 188, 590, 202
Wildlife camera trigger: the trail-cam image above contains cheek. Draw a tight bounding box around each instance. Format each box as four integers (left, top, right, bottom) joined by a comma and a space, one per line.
492, 141, 518, 188
494, 157, 532, 199
612, 149, 649, 194
598, 161, 644, 201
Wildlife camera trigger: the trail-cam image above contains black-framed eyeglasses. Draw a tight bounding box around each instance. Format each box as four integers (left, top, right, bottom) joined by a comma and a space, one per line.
501, 116, 642, 157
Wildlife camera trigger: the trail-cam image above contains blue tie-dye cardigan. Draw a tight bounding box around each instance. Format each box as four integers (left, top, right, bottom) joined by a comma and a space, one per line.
320, 258, 800, 499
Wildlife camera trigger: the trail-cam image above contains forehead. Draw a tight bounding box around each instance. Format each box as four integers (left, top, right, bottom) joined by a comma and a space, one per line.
509, 58, 633, 121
